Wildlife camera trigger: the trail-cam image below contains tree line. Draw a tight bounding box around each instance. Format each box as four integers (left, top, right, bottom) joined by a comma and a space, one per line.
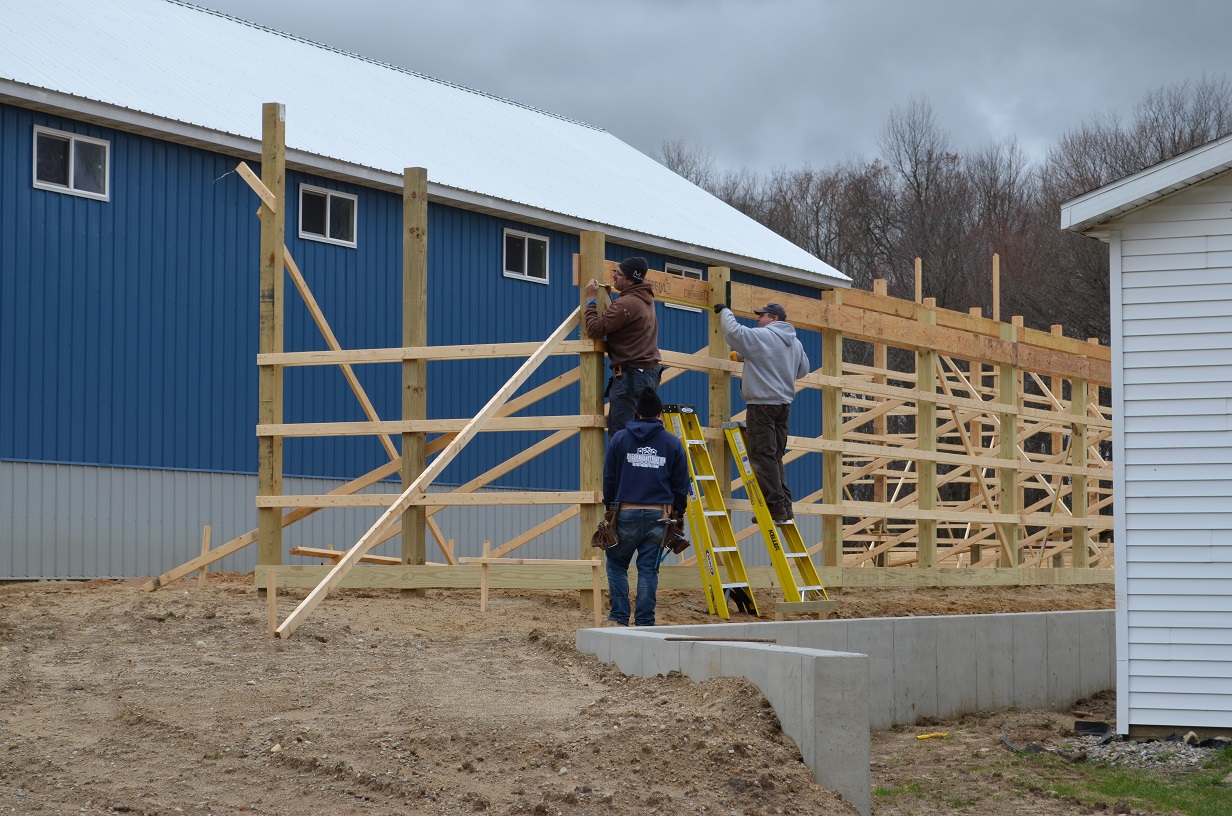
657, 76, 1232, 343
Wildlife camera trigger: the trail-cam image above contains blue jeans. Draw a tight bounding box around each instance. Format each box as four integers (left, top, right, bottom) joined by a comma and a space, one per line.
607, 366, 661, 436
606, 509, 663, 626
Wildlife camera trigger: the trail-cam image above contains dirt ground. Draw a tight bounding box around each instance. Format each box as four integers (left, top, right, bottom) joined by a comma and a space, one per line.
0, 577, 1118, 815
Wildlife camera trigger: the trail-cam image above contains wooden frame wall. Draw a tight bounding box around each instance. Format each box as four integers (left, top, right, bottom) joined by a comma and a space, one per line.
148, 108, 1113, 638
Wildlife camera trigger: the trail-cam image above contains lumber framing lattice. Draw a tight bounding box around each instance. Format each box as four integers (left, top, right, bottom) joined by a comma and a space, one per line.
151, 104, 1114, 640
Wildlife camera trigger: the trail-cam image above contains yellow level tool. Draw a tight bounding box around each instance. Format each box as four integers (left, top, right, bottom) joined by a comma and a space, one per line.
723, 421, 829, 602
662, 405, 757, 619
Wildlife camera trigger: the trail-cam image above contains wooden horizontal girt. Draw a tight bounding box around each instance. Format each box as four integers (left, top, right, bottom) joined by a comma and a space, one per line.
258, 340, 596, 367
253, 563, 1112, 591
729, 283, 1111, 384
719, 497, 1111, 529
256, 415, 606, 436
256, 491, 600, 508
570, 255, 710, 309
838, 284, 1110, 363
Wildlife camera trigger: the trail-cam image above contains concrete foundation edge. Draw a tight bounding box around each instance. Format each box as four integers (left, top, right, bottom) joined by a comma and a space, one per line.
576, 610, 1116, 816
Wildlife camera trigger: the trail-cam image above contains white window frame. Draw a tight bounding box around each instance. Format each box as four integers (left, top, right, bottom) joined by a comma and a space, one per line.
298, 183, 358, 248
32, 126, 110, 201
502, 227, 549, 284
664, 262, 704, 312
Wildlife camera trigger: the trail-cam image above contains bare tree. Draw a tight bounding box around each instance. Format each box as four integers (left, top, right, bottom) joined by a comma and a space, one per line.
654, 138, 717, 189
653, 75, 1232, 345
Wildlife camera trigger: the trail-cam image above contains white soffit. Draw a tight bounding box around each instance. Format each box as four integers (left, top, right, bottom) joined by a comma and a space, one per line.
0, 0, 849, 287
1061, 132, 1232, 235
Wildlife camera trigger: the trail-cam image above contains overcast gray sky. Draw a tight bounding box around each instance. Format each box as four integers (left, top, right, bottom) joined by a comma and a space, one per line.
195, 0, 1230, 174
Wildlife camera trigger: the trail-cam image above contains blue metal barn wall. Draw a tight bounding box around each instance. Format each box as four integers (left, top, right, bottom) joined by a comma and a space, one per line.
1, 103, 828, 578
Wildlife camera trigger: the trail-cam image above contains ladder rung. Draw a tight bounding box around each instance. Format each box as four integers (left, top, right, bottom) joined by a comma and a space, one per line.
784, 551, 810, 559
703, 510, 727, 517
694, 475, 716, 481
797, 585, 824, 593
720, 581, 750, 590
711, 546, 740, 553
686, 439, 707, 446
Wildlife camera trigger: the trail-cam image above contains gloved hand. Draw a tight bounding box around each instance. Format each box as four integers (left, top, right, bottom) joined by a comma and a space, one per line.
712, 303, 727, 314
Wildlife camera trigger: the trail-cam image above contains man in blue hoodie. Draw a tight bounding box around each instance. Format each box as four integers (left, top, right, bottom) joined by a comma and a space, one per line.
602, 389, 690, 626
713, 301, 810, 523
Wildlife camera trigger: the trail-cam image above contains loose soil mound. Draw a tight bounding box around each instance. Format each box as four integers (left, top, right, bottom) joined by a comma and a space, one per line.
0, 577, 1114, 815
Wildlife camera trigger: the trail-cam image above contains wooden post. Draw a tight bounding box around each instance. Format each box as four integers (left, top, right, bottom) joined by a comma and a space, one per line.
997, 319, 1019, 566
402, 167, 429, 597
966, 307, 984, 566
196, 525, 212, 587
1049, 324, 1065, 568
708, 266, 732, 508
821, 290, 843, 567
257, 102, 286, 571
914, 257, 923, 303
916, 297, 938, 568
578, 231, 607, 614
1071, 375, 1090, 568
992, 253, 1001, 322
872, 280, 889, 567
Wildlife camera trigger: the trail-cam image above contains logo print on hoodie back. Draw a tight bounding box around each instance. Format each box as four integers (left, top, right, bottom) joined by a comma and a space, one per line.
628, 446, 665, 469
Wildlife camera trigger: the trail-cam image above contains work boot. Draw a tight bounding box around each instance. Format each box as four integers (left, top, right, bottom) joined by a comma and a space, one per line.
726, 586, 755, 615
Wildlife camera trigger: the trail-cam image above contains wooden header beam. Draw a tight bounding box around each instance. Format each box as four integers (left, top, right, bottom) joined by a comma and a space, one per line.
730, 283, 1111, 384
571, 255, 709, 309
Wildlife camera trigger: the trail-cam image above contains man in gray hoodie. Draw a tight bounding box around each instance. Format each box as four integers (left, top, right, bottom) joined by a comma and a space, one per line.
713, 301, 810, 522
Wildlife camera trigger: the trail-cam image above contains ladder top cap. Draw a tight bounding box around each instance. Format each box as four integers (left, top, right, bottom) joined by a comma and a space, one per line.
663, 404, 695, 414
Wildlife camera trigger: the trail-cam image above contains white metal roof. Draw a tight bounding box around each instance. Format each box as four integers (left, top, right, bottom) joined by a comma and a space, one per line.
0, 0, 849, 287
1061, 131, 1232, 236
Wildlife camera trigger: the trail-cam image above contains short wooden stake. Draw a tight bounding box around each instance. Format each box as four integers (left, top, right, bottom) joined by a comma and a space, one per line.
266, 569, 277, 638
197, 525, 212, 587
479, 539, 491, 612
590, 562, 602, 627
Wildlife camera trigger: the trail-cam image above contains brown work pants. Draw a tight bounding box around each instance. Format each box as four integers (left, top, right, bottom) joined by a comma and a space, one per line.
746, 403, 793, 520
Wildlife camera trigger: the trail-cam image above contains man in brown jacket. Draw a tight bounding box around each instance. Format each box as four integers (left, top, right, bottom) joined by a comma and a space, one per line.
583, 256, 661, 435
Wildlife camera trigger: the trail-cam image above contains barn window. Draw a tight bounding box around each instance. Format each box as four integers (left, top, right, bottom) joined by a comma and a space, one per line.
299, 184, 357, 247
33, 126, 109, 200
665, 262, 704, 312
503, 228, 548, 284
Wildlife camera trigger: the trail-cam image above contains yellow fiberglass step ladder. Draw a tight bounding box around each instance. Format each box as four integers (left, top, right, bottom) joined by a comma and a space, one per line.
662, 405, 758, 619
723, 421, 830, 605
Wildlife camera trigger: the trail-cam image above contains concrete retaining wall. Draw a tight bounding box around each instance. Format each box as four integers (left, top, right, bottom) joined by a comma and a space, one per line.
576, 610, 1115, 816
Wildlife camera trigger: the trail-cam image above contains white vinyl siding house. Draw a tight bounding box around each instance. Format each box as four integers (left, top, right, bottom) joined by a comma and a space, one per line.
1064, 146, 1232, 734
